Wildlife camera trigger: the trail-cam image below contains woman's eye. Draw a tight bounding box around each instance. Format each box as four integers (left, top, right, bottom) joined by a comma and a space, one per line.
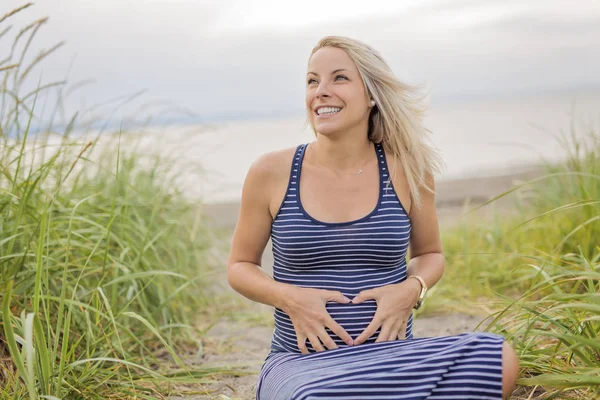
307, 75, 347, 85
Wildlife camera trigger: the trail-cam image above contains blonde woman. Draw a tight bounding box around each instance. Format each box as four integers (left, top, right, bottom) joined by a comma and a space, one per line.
227, 36, 519, 399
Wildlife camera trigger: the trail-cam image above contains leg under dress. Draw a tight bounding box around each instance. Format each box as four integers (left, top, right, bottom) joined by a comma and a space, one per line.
256, 142, 505, 399
257, 332, 504, 399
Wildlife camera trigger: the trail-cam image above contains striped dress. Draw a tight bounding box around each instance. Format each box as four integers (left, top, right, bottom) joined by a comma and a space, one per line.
256, 142, 505, 399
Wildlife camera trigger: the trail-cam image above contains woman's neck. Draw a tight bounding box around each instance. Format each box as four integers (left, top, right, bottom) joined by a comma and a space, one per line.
309, 135, 374, 173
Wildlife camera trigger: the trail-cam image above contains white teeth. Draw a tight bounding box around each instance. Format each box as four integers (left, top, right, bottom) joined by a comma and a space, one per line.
317, 106, 341, 115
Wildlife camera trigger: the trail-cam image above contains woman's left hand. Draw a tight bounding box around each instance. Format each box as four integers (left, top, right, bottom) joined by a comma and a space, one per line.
351, 279, 421, 345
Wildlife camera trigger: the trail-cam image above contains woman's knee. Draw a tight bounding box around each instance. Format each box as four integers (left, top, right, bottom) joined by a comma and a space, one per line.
502, 341, 519, 399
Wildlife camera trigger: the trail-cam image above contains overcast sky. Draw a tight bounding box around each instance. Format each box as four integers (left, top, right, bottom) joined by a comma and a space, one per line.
2, 0, 600, 127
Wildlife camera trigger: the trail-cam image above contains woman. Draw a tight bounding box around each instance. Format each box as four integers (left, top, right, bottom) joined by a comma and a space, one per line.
226, 36, 519, 400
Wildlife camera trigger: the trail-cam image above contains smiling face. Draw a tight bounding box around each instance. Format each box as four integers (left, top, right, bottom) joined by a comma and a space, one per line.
306, 46, 373, 138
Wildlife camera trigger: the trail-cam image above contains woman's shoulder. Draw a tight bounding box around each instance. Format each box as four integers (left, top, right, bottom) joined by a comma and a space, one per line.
249, 144, 302, 178
246, 145, 305, 218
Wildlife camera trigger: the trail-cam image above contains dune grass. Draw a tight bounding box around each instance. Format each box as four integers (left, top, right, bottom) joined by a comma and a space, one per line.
429, 123, 600, 399
0, 99, 235, 399
0, 4, 242, 399
2, 3, 599, 400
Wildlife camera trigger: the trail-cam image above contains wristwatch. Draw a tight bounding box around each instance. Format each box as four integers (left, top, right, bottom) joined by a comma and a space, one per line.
408, 275, 427, 310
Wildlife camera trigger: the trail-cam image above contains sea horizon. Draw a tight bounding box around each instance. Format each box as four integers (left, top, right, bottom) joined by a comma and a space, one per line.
164, 88, 600, 204
15, 88, 600, 205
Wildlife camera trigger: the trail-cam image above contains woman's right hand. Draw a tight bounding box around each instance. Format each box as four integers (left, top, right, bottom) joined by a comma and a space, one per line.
282, 287, 355, 354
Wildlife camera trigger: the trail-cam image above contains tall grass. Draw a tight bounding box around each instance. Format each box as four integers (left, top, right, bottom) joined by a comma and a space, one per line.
2, 4, 599, 400
0, 4, 233, 399
434, 122, 600, 399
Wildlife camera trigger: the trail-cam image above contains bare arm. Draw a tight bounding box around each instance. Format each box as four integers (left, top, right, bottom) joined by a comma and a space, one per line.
406, 173, 445, 292
227, 151, 354, 353
226, 153, 293, 310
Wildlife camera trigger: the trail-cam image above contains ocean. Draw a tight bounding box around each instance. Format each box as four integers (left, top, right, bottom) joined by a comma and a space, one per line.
124, 89, 600, 204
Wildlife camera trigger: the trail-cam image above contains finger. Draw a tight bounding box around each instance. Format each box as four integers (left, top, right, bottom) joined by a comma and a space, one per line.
375, 321, 394, 343
325, 317, 354, 346
354, 318, 381, 346
326, 291, 351, 304
351, 290, 371, 304
389, 319, 404, 341
307, 334, 325, 352
297, 335, 309, 355
317, 327, 338, 350
397, 320, 408, 340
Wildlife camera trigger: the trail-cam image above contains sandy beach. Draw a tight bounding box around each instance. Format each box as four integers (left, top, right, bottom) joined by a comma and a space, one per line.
201, 164, 545, 231
18, 126, 549, 218
37, 87, 598, 207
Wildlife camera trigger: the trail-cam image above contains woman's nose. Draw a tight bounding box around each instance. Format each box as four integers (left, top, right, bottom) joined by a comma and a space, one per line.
315, 81, 331, 99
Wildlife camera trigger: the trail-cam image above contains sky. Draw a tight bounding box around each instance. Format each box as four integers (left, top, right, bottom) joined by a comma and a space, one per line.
2, 0, 600, 127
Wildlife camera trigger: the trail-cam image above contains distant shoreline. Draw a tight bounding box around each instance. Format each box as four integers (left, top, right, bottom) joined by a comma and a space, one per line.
19, 85, 600, 137
201, 163, 547, 229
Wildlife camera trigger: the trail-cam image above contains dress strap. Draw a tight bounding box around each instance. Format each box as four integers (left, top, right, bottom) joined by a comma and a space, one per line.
375, 142, 390, 194
283, 144, 306, 207
288, 144, 307, 204
376, 141, 408, 213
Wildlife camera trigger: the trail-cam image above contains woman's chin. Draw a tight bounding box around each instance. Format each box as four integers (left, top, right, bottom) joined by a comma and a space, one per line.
313, 123, 342, 136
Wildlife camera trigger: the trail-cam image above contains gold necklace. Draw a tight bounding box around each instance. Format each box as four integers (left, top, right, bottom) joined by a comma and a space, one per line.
311, 142, 373, 176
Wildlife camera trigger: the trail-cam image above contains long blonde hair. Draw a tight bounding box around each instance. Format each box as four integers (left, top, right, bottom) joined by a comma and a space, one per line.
305, 36, 446, 211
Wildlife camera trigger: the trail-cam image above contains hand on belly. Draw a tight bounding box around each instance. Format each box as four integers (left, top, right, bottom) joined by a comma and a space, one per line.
349, 282, 418, 345
282, 286, 355, 354
325, 300, 379, 343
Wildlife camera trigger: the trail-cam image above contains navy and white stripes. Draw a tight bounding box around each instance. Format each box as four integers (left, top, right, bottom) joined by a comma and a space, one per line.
256, 141, 504, 399
258, 332, 504, 399
269, 142, 412, 353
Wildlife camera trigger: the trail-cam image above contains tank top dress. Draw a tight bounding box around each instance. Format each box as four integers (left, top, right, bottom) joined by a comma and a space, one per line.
256, 141, 505, 399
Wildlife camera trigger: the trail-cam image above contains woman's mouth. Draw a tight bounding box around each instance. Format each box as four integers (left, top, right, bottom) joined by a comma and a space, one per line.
315, 106, 342, 118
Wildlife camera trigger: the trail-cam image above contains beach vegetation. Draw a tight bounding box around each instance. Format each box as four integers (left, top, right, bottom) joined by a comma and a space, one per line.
433, 122, 600, 399
0, 4, 234, 399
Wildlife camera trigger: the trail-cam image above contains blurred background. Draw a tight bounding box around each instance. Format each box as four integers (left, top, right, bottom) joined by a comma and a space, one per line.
3, 0, 600, 203
2, 3, 600, 399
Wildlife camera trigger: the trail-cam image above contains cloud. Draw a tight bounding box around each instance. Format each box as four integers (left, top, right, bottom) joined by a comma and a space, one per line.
1, 0, 598, 125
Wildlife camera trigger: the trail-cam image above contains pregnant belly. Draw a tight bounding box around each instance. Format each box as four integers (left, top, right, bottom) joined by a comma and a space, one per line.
272, 299, 414, 354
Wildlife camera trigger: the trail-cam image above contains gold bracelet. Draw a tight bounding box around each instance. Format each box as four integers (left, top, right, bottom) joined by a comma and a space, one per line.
407, 275, 428, 310
407, 275, 427, 291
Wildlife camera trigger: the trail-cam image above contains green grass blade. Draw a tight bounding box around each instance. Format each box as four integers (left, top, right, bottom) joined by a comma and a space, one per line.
2, 280, 30, 388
